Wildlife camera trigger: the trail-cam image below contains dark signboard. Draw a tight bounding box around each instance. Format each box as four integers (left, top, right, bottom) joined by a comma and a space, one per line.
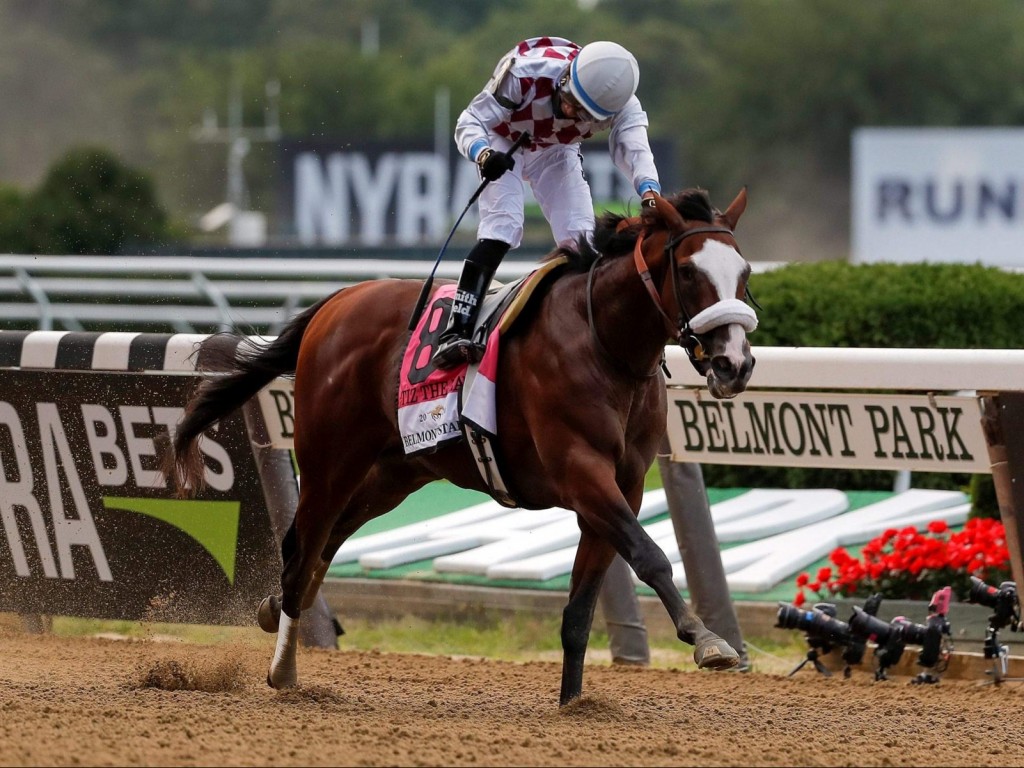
0, 370, 279, 624
278, 138, 676, 245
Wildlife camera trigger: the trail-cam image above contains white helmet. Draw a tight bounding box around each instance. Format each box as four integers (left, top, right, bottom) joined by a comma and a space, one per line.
567, 41, 639, 120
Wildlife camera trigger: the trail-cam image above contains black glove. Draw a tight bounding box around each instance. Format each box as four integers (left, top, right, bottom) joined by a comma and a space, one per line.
477, 147, 515, 182
641, 196, 658, 209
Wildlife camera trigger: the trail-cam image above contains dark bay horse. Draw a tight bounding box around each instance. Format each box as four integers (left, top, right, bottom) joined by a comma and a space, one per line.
164, 189, 758, 706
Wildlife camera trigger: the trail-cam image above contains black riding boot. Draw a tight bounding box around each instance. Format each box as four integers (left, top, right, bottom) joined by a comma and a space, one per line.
432, 238, 510, 369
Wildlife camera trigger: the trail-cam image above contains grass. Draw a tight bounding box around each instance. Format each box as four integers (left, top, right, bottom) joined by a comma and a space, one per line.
333, 614, 806, 675
5, 612, 807, 676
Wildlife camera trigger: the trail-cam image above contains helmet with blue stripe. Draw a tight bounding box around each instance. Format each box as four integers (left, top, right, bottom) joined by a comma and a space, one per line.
566, 41, 639, 120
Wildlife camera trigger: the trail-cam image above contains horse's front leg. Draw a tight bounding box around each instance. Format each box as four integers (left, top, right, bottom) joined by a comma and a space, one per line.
560, 526, 617, 706
570, 468, 738, 672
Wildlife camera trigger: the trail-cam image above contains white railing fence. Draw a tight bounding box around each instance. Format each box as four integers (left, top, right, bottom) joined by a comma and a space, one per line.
0, 254, 542, 334
0, 254, 784, 335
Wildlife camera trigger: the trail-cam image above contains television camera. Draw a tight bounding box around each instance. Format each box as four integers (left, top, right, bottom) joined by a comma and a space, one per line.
849, 586, 952, 683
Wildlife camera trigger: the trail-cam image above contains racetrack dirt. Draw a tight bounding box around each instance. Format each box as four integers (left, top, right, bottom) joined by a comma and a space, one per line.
1, 629, 1022, 767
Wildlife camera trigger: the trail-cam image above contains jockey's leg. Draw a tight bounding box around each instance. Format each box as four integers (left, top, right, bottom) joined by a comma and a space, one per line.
529, 145, 595, 249
432, 238, 510, 368
433, 162, 524, 370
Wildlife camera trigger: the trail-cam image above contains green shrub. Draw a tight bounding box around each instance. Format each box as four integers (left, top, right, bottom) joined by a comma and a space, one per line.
0, 185, 31, 254
748, 261, 1024, 350
970, 474, 1000, 520
0, 146, 171, 255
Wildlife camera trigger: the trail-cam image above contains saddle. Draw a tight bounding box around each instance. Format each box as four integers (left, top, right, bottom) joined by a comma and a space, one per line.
397, 257, 568, 505
473, 254, 568, 343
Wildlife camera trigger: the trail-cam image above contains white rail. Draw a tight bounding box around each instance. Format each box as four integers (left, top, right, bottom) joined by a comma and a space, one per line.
0, 254, 784, 335
0, 254, 542, 334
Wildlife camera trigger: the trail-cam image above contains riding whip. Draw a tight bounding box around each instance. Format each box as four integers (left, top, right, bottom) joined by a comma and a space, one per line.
407, 131, 531, 331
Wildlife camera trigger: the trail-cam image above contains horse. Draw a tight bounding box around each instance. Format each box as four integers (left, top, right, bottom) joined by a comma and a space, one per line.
163, 188, 758, 706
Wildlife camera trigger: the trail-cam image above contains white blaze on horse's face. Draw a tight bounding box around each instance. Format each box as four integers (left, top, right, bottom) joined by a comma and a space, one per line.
691, 240, 747, 299
689, 239, 757, 399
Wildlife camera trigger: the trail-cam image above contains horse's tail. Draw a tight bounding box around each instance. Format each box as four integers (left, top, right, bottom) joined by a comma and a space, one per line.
162, 293, 334, 498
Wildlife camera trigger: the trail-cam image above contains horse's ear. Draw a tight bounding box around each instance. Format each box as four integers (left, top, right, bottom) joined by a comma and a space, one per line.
719, 187, 748, 231
643, 193, 685, 232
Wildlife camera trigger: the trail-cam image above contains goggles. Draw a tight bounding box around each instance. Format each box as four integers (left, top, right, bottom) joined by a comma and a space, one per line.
557, 73, 596, 123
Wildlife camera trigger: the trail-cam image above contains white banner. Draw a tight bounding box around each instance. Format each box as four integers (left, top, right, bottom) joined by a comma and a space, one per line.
666, 390, 990, 473
852, 127, 1024, 267
257, 379, 296, 450
263, 378, 993, 472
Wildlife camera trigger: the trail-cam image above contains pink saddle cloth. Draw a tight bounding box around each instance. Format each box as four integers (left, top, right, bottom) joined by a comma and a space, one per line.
397, 284, 499, 455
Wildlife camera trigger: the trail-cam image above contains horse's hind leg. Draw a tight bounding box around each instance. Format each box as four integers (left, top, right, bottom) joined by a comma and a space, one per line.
266, 502, 337, 688
256, 522, 331, 633
266, 449, 381, 689
291, 459, 430, 618
267, 456, 428, 689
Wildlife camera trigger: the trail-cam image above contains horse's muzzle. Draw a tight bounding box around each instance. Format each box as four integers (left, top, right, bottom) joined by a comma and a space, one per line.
706, 351, 755, 399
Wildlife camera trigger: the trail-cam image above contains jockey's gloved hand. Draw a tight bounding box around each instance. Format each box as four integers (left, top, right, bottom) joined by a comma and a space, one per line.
477, 147, 515, 181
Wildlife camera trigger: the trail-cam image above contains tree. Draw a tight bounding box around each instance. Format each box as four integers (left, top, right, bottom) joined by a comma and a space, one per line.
0, 185, 31, 254
26, 146, 170, 255
687, 0, 1024, 187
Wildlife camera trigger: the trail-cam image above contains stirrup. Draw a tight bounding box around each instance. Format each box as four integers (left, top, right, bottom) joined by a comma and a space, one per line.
432, 336, 484, 369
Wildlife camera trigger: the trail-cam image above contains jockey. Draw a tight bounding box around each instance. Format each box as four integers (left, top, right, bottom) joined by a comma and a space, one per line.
432, 37, 662, 368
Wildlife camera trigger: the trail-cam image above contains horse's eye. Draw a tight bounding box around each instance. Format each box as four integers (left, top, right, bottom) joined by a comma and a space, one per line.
677, 262, 697, 281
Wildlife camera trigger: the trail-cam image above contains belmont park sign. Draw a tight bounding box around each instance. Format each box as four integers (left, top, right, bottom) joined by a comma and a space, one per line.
257, 375, 990, 473
666, 390, 989, 473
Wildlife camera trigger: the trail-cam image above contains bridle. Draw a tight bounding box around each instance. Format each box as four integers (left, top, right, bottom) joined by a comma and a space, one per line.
637, 226, 737, 362
586, 223, 757, 380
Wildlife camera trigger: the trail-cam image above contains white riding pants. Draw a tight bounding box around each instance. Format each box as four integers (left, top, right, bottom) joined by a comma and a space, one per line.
476, 143, 595, 250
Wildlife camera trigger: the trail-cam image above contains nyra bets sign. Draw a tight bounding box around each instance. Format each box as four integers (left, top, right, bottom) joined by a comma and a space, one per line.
852, 128, 1024, 267
0, 370, 279, 623
280, 139, 673, 247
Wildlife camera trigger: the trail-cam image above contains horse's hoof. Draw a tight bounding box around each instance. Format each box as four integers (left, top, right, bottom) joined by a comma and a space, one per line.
267, 664, 298, 689
257, 595, 281, 633
694, 639, 740, 671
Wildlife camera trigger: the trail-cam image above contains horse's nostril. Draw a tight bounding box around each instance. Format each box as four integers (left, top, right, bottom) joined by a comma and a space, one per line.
711, 356, 735, 379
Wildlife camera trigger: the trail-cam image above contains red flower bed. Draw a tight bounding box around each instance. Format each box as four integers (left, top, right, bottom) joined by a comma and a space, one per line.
792, 517, 1011, 605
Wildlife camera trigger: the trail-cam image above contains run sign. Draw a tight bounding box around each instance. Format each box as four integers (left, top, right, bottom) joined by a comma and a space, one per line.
852, 127, 1024, 267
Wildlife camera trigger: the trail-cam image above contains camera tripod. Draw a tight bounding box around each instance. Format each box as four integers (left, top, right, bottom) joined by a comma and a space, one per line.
788, 642, 835, 678
981, 626, 1023, 686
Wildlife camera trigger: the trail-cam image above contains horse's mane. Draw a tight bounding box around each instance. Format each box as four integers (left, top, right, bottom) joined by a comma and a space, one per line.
542, 188, 716, 272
